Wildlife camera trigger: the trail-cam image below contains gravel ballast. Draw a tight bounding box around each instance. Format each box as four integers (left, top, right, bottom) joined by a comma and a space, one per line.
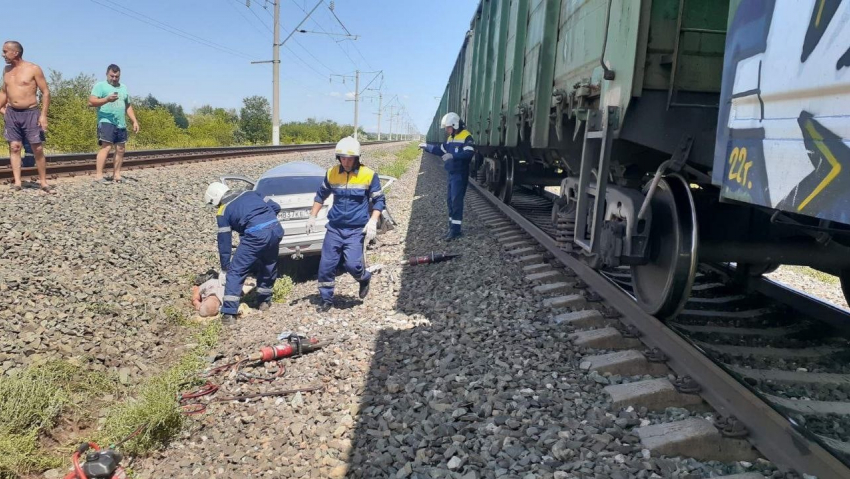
0, 143, 405, 383
130, 153, 786, 478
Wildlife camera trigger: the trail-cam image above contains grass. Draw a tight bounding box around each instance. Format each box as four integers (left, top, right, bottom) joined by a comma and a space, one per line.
272, 276, 294, 303
99, 320, 221, 456
379, 142, 420, 179
162, 304, 193, 327
784, 265, 840, 285
0, 361, 117, 478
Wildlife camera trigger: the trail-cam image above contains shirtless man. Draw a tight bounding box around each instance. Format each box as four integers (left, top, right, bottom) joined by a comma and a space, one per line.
0, 41, 51, 192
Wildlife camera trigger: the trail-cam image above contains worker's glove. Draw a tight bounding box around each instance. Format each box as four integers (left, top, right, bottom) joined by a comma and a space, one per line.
218, 269, 227, 286
441, 153, 453, 162
418, 143, 427, 149
363, 219, 378, 243
305, 215, 317, 234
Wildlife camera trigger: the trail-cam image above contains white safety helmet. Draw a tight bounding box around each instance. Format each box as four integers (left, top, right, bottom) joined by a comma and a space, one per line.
335, 136, 361, 158
204, 181, 230, 206
440, 112, 461, 130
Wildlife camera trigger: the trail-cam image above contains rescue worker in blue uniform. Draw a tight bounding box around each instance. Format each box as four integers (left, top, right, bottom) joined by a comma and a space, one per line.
204, 181, 284, 325
306, 136, 385, 313
419, 112, 475, 240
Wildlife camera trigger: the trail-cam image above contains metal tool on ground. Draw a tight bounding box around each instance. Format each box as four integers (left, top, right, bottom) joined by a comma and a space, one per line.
63, 442, 126, 479
400, 251, 461, 266
248, 334, 327, 362
178, 334, 328, 413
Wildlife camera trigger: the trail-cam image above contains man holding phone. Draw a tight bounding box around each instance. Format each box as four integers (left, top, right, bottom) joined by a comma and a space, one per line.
88, 64, 139, 184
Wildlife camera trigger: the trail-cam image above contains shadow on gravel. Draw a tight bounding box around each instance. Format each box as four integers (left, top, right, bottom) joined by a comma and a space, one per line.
344, 154, 556, 478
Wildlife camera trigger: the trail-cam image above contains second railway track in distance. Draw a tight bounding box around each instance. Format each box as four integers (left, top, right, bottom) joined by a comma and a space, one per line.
464, 165, 850, 479
0, 141, 401, 181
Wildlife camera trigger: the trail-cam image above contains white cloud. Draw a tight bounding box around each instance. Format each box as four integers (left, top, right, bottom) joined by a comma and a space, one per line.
345, 91, 355, 100
329, 92, 341, 97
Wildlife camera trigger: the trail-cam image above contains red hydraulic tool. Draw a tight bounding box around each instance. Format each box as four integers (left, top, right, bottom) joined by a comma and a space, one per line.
248, 334, 326, 362
400, 251, 461, 266
63, 443, 126, 479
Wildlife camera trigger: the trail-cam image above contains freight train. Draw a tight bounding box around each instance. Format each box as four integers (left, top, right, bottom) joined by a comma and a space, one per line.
426, 0, 850, 318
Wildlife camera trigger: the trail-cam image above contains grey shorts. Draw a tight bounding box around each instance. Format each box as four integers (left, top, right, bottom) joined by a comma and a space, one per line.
3, 107, 43, 144
97, 122, 128, 145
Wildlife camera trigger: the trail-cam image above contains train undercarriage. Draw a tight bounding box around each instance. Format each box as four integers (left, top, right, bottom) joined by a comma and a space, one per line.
472, 115, 850, 318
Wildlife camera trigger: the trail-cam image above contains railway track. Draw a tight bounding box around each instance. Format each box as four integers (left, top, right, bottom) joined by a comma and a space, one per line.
0, 141, 401, 181
467, 177, 850, 478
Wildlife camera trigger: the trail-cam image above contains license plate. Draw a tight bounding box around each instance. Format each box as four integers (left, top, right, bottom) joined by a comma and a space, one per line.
279, 209, 311, 220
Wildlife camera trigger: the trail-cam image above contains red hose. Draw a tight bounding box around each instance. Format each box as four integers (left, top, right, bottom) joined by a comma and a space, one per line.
63, 442, 100, 479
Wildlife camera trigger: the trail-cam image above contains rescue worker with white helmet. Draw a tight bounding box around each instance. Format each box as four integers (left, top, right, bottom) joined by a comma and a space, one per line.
306, 136, 385, 312
419, 112, 475, 240
204, 180, 284, 325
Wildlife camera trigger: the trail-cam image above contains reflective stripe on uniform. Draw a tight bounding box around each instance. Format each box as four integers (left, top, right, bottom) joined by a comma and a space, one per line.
451, 220, 462, 225
463, 146, 474, 151
371, 190, 383, 198
328, 183, 368, 190
440, 144, 446, 153
218, 226, 231, 233
223, 295, 241, 302
256, 287, 273, 294
318, 281, 335, 287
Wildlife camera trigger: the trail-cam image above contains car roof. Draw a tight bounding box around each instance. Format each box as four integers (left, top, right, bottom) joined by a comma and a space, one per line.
258, 161, 326, 180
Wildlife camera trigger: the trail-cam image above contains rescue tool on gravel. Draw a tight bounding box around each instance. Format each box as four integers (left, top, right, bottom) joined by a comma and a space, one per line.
400, 251, 461, 266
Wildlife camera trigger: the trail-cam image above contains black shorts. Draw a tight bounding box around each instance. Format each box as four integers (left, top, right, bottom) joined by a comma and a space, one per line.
97, 122, 128, 145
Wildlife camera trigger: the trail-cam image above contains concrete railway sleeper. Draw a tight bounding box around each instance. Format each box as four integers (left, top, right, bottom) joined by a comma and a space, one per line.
465, 178, 850, 478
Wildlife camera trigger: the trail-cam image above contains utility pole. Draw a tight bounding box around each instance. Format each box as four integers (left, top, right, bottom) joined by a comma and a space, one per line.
250, 0, 324, 145
388, 105, 395, 141
353, 70, 360, 140
272, 0, 280, 145
376, 92, 382, 141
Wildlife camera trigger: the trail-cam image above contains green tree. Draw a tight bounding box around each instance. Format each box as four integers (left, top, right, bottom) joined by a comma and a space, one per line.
45, 71, 98, 152
129, 106, 186, 149
162, 103, 189, 129
239, 96, 272, 144
188, 109, 236, 146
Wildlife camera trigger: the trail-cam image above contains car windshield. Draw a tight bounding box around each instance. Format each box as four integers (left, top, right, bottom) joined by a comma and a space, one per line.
256, 176, 323, 196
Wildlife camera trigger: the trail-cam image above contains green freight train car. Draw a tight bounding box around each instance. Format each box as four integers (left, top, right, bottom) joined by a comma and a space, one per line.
427, 0, 850, 318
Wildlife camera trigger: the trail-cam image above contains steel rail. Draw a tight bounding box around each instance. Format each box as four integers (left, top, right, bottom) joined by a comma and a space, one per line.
0, 141, 401, 180
469, 179, 850, 479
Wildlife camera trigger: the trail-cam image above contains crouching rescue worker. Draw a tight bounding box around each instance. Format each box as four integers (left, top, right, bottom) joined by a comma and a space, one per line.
306, 136, 385, 312
419, 112, 474, 240
204, 181, 284, 325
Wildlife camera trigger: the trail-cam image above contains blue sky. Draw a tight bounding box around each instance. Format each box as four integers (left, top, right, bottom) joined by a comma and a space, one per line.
3, 0, 479, 133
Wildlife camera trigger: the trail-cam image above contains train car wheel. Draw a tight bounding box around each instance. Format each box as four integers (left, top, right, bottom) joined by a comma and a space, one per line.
497, 155, 515, 205
630, 175, 698, 319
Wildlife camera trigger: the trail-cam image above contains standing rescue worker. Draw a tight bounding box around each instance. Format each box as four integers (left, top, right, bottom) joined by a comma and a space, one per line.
204, 182, 284, 325
306, 136, 385, 312
419, 112, 475, 240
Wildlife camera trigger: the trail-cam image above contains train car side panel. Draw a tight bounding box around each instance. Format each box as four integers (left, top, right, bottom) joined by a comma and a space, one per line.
505, 0, 531, 147
714, 0, 850, 225
488, 0, 512, 146
529, 0, 561, 148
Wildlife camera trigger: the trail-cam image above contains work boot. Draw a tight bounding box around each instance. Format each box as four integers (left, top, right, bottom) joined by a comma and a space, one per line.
445, 230, 462, 241
359, 278, 371, 299
317, 301, 333, 313
220, 314, 237, 326
258, 301, 271, 312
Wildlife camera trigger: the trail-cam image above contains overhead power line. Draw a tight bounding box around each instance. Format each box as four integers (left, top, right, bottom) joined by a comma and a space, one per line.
89, 0, 258, 61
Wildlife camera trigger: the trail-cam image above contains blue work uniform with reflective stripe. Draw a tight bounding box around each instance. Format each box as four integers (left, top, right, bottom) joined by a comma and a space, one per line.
216, 190, 284, 315
314, 164, 385, 303
425, 129, 475, 234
